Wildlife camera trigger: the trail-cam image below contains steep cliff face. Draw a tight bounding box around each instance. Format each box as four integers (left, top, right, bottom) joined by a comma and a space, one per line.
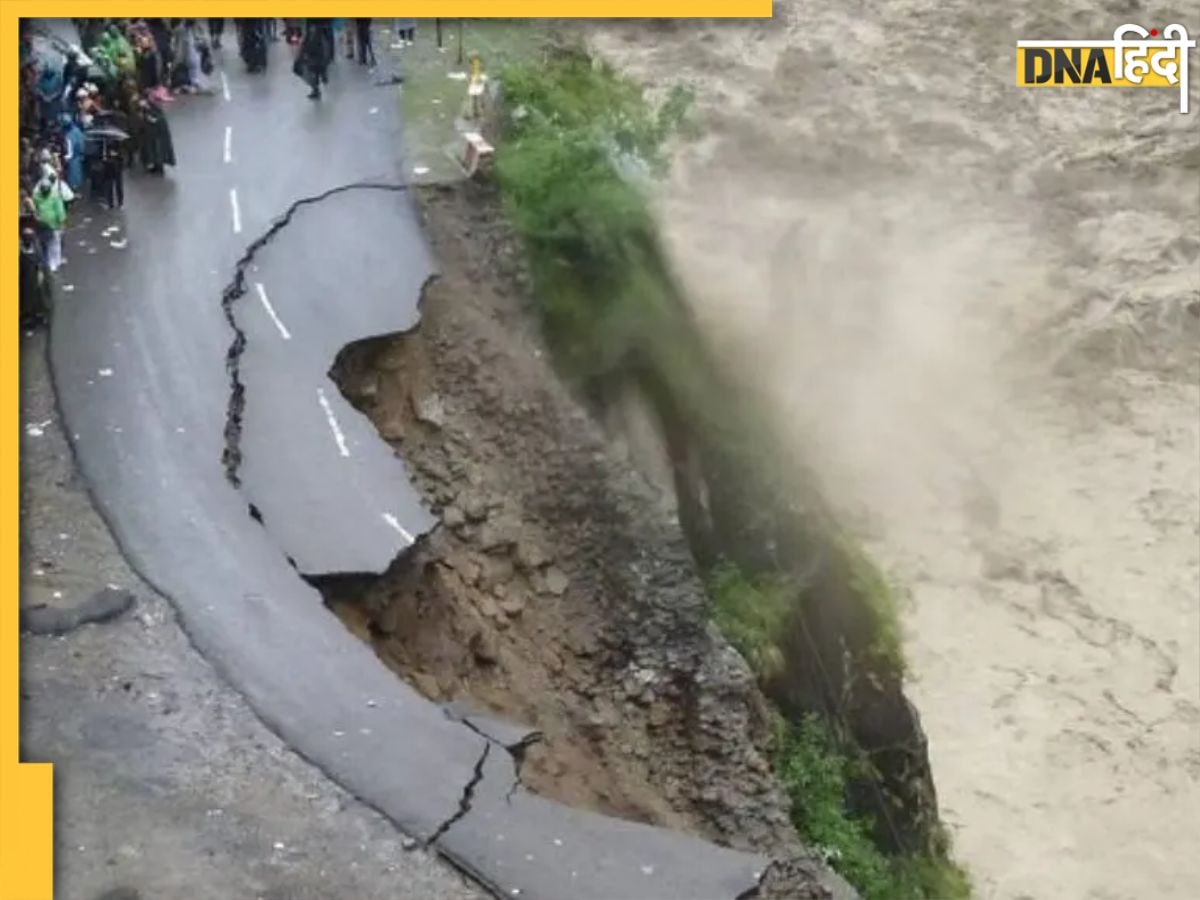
620, 342, 942, 858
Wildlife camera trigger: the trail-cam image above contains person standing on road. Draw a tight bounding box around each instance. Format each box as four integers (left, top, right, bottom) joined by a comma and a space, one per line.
208, 17, 225, 49
33, 175, 67, 273
296, 21, 330, 99
354, 19, 376, 67
138, 96, 176, 173
98, 138, 125, 209
20, 226, 50, 329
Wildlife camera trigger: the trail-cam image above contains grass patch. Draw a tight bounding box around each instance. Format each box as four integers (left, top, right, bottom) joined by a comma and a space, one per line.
836, 533, 907, 673
773, 715, 971, 900
496, 47, 695, 384
708, 562, 793, 681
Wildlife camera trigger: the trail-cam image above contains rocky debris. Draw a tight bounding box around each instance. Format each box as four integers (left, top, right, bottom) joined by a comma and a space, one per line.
499, 595, 526, 618
542, 567, 569, 596
413, 393, 447, 428
479, 513, 522, 552
443, 505, 466, 528
514, 537, 550, 571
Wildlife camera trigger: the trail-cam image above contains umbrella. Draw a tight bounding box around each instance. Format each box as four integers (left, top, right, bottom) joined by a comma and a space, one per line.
93, 109, 129, 129
85, 125, 130, 143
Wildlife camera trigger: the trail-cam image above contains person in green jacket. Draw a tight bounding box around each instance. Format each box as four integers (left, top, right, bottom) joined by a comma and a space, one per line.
33, 174, 67, 273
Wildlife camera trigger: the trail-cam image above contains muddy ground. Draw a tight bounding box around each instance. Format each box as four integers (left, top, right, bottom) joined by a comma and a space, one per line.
590, 5, 1199, 899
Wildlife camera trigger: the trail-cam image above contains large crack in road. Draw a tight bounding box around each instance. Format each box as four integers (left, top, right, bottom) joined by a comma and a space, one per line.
219, 182, 410, 487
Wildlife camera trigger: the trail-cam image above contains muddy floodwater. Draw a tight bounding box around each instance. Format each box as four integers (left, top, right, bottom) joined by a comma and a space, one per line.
593, 3, 1200, 898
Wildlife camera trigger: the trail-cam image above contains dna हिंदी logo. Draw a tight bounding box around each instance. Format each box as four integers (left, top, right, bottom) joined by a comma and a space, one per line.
1016, 24, 1195, 113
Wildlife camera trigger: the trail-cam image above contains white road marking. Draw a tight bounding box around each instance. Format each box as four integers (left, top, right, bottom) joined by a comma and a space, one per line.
316, 389, 350, 457
254, 282, 291, 339
229, 187, 241, 233
223, 125, 232, 163
381, 512, 415, 545
220, 71, 231, 101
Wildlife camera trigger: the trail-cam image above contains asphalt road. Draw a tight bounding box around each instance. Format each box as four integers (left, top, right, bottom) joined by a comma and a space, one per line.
22, 329, 485, 900
41, 21, 771, 899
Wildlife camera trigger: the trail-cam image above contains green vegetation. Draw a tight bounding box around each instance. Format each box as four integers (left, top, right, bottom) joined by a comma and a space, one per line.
836, 533, 907, 673
708, 562, 794, 680
773, 715, 971, 900
497, 48, 695, 384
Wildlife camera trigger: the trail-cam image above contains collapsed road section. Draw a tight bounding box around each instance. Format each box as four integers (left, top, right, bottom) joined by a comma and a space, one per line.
219, 181, 435, 575
43, 35, 847, 900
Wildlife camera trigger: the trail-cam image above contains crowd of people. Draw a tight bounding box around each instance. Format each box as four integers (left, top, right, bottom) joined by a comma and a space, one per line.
18, 19, 191, 327
18, 18, 423, 326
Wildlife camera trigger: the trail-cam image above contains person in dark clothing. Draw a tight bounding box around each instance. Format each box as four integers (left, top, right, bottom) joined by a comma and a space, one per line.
317, 19, 335, 68
98, 140, 124, 208
146, 18, 172, 84
238, 18, 268, 73
296, 21, 331, 99
135, 31, 160, 91
138, 97, 176, 173
62, 49, 85, 98
354, 19, 376, 67
20, 226, 50, 329
208, 17, 225, 49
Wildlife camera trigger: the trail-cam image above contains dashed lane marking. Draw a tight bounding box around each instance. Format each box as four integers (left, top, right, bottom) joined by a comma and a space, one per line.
316, 388, 351, 458
230, 187, 241, 233
382, 513, 415, 545
254, 282, 292, 340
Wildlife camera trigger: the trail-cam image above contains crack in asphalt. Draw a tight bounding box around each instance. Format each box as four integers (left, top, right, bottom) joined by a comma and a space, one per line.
424, 742, 491, 851
218, 181, 409, 486
448, 714, 543, 805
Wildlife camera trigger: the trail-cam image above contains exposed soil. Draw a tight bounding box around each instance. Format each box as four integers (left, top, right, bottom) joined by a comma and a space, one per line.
322, 182, 834, 881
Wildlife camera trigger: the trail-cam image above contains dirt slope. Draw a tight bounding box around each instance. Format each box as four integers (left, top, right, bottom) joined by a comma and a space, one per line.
590, 5, 1200, 898
326, 182, 848, 898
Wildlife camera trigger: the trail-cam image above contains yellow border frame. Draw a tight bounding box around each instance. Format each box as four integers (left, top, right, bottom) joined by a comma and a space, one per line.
3, 5, 769, 898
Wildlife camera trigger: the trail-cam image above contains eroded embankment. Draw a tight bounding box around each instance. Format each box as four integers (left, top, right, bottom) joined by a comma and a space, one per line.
323, 182, 804, 857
